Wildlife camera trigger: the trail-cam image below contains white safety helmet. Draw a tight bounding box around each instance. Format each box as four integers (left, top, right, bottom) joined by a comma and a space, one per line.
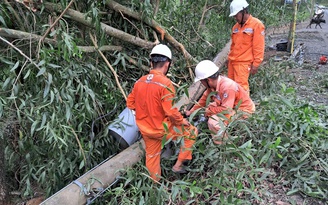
229, 0, 249, 17
150, 44, 172, 60
194, 60, 219, 82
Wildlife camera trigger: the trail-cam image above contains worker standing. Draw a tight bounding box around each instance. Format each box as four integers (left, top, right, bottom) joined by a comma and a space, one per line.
185, 60, 255, 144
126, 44, 198, 181
227, 0, 265, 95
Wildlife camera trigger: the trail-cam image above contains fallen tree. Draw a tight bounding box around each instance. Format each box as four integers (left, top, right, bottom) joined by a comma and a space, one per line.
40, 39, 232, 204
44, 2, 156, 49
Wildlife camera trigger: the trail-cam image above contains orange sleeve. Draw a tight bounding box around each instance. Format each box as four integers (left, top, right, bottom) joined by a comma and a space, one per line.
207, 88, 235, 117
252, 21, 265, 67
126, 87, 135, 110
162, 83, 183, 125
189, 89, 210, 113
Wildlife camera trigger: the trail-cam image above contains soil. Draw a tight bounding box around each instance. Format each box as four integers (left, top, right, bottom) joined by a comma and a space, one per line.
260, 10, 328, 205
265, 12, 328, 106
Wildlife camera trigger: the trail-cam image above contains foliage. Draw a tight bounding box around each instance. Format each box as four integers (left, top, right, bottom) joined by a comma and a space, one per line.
98, 59, 327, 205
0, 0, 326, 204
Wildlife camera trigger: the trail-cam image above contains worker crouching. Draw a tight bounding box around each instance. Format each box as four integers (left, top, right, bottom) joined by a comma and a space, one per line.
185, 60, 255, 144
126, 44, 198, 182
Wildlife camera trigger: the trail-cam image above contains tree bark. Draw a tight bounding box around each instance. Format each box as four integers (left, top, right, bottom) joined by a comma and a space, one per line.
44, 3, 155, 49
0, 27, 56, 45
0, 27, 123, 53
77, 45, 122, 53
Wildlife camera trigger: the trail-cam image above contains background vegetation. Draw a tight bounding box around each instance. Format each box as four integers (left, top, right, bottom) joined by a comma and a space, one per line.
0, 0, 326, 204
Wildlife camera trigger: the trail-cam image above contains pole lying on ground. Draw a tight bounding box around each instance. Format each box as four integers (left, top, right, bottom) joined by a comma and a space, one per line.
40, 140, 145, 205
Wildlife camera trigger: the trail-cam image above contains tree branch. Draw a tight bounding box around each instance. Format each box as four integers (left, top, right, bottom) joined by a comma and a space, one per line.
106, 0, 196, 64
0, 27, 56, 45
123, 54, 149, 72
89, 33, 127, 100
77, 45, 122, 53
40, 0, 75, 42
44, 2, 155, 49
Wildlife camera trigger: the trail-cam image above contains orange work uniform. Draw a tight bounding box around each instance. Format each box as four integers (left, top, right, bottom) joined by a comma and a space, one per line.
126, 69, 197, 181
190, 76, 255, 137
228, 15, 265, 94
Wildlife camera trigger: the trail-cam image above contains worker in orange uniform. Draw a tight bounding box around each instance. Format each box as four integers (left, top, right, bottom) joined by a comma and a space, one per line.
126, 44, 198, 181
227, 0, 265, 95
185, 60, 255, 144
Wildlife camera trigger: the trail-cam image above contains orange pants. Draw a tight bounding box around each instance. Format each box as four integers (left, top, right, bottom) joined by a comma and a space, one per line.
143, 124, 198, 181
228, 61, 251, 95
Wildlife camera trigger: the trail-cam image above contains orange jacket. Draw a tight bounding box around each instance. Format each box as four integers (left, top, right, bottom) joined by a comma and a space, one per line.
126, 70, 183, 137
190, 76, 255, 117
228, 15, 265, 68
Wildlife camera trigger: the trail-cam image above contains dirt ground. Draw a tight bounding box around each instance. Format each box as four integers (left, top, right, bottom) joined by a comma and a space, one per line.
266, 11, 328, 106
261, 10, 328, 205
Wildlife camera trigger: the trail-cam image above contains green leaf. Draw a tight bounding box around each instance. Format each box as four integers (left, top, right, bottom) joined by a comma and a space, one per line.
239, 140, 252, 149
37, 60, 46, 67
2, 77, 12, 89
259, 150, 271, 165
277, 95, 294, 109
0, 16, 7, 27
10, 61, 20, 72
79, 160, 85, 170
24, 69, 31, 79
37, 67, 46, 77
